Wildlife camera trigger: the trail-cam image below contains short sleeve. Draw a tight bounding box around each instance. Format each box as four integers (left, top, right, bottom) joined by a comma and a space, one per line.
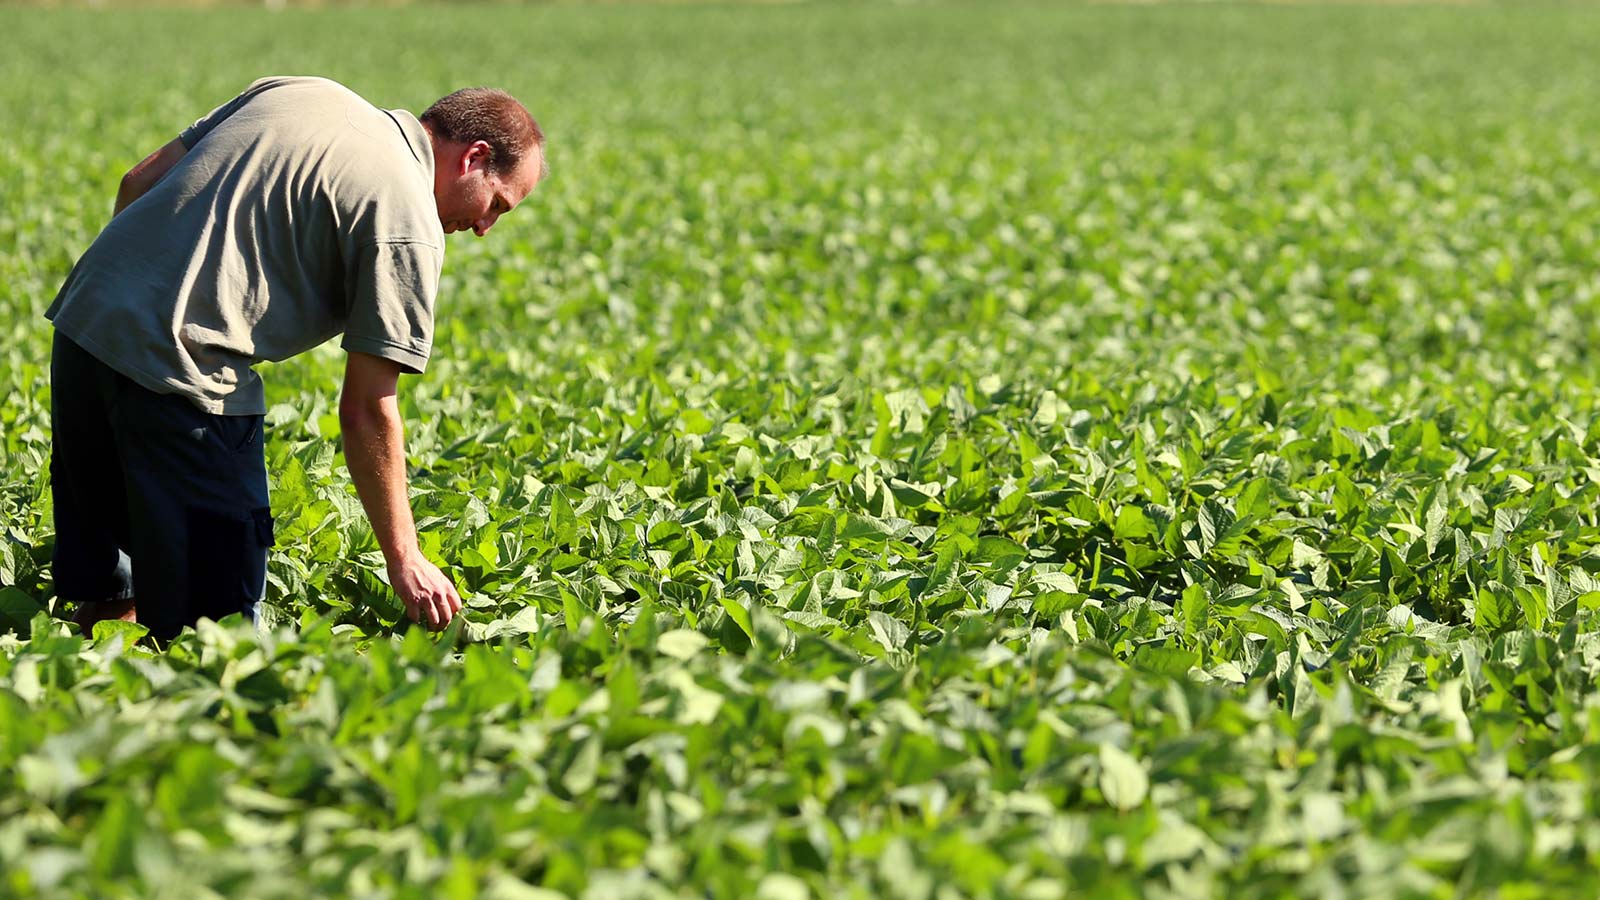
340, 240, 443, 374
179, 77, 296, 149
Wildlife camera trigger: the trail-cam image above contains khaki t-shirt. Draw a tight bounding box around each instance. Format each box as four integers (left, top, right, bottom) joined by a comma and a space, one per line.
47, 76, 444, 415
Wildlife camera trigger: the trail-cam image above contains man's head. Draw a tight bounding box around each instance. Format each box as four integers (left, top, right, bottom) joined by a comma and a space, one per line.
421, 88, 547, 237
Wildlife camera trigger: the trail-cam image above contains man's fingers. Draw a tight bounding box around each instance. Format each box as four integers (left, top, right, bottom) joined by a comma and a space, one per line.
436, 572, 462, 621
430, 590, 453, 630
402, 588, 432, 628
392, 561, 461, 630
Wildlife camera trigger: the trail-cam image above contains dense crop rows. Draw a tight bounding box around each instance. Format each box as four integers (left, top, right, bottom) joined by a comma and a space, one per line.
5, 3, 1600, 897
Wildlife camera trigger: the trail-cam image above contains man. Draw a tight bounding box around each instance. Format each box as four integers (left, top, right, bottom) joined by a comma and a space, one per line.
47, 76, 546, 641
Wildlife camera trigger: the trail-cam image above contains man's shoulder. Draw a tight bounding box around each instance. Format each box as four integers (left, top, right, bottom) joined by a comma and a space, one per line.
325, 112, 440, 244
234, 78, 422, 192
199, 75, 438, 242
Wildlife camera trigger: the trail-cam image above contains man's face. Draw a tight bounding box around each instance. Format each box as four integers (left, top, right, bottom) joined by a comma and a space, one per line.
433, 140, 542, 237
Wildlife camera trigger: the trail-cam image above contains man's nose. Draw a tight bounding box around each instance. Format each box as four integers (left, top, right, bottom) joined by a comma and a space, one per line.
473, 213, 500, 237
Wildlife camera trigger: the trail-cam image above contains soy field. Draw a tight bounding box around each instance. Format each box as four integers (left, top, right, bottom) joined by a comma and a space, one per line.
4, 2, 1600, 896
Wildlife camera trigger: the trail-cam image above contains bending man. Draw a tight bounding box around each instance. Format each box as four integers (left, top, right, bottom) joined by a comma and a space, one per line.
47, 76, 546, 640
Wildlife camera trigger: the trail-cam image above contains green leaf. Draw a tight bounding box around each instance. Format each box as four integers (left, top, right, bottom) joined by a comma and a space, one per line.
657, 629, 710, 659
1474, 586, 1514, 631
1516, 585, 1549, 632
918, 541, 960, 598
89, 794, 139, 876
867, 611, 909, 653
720, 594, 755, 641
1180, 583, 1209, 637
970, 535, 1026, 568
1114, 505, 1152, 540
1133, 644, 1198, 677
91, 619, 149, 646
1099, 743, 1149, 811
0, 587, 45, 634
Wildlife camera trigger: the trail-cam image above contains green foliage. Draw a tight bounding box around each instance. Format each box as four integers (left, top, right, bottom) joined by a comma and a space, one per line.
5, 1, 1600, 896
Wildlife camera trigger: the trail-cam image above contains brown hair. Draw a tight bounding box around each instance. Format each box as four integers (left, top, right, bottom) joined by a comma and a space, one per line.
421, 88, 547, 179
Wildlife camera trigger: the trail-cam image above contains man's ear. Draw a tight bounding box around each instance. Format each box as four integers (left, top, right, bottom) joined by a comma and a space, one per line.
464, 140, 494, 174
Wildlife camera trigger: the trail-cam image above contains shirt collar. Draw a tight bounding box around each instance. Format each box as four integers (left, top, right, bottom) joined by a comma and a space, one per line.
384, 108, 434, 184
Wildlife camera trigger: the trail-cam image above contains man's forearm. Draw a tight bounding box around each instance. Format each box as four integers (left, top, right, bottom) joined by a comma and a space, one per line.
341, 397, 420, 568
339, 356, 462, 631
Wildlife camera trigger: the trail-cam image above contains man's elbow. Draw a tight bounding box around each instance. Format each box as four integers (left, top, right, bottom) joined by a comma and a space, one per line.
338, 398, 373, 434
339, 393, 397, 435
114, 172, 143, 209
119, 161, 159, 196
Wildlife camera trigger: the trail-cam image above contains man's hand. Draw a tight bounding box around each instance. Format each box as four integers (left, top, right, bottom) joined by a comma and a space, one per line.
340, 351, 461, 631
389, 553, 463, 631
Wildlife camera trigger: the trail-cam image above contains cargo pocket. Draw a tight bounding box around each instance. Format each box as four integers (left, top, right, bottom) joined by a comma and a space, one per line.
187, 506, 273, 625
231, 416, 264, 455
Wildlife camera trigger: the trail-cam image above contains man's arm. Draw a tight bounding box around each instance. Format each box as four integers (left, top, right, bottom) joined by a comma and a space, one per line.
114, 138, 187, 217
339, 351, 462, 630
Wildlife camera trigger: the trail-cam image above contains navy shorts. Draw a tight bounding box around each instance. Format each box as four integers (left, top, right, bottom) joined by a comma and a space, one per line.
49, 331, 273, 641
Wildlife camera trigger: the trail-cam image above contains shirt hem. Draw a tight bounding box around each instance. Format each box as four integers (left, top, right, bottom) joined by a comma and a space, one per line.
341, 335, 430, 374
51, 323, 263, 417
